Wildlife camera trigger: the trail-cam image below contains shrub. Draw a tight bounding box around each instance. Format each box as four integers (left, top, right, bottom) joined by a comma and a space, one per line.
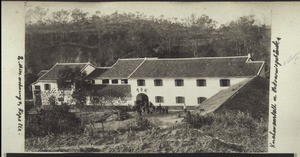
25, 104, 84, 138
135, 116, 153, 130
183, 112, 214, 128
117, 116, 154, 132
116, 110, 130, 121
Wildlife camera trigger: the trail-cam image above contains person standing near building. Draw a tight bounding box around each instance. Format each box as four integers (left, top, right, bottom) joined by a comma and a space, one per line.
158, 103, 162, 113
183, 103, 187, 113
165, 106, 169, 114
146, 102, 150, 114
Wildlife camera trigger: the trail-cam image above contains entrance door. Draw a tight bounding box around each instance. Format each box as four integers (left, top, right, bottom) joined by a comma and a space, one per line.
136, 93, 149, 107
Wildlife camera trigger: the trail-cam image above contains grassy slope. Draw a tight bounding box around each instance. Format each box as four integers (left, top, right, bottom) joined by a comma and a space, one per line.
25, 110, 268, 153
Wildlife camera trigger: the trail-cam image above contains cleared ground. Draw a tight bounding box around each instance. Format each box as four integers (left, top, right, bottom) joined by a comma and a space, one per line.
25, 109, 268, 152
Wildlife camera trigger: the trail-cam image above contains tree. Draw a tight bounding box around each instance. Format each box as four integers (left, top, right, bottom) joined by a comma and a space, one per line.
71, 9, 88, 24
51, 9, 70, 25
57, 66, 87, 106
25, 73, 38, 99
25, 104, 83, 138
89, 86, 132, 130
194, 14, 217, 30
90, 86, 131, 111
25, 11, 271, 81
26, 6, 49, 25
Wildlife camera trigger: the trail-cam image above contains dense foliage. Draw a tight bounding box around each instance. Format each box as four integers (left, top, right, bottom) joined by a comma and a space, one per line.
25, 7, 271, 97
26, 104, 84, 138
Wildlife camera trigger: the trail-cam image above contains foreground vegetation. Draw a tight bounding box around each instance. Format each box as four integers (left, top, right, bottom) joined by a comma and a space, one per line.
25, 109, 268, 152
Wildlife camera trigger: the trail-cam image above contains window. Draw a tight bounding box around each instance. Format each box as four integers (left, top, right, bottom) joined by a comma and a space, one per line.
197, 97, 207, 104
197, 79, 206, 86
121, 79, 128, 84
44, 84, 51, 90
112, 79, 118, 84
155, 96, 164, 103
154, 79, 163, 86
175, 79, 184, 86
137, 79, 145, 86
220, 79, 230, 87
58, 97, 64, 102
102, 79, 109, 84
176, 96, 185, 103
34, 85, 41, 90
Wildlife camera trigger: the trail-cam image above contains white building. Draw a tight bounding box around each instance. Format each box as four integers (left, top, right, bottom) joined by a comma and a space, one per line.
32, 55, 265, 108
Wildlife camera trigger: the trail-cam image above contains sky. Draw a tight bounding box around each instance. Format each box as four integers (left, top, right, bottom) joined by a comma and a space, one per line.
26, 2, 272, 27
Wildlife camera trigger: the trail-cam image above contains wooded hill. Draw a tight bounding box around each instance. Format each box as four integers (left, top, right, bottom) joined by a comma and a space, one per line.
25, 8, 271, 98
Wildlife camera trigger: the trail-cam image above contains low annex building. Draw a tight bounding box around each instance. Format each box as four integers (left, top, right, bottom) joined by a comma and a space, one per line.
31, 55, 265, 107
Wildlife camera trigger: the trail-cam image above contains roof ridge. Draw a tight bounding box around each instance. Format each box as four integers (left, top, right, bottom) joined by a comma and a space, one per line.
95, 67, 111, 69
110, 59, 120, 68
57, 62, 89, 65
119, 58, 151, 60
115, 56, 248, 61
152, 56, 248, 60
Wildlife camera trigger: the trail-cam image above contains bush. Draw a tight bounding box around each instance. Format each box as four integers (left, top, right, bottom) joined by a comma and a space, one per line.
183, 112, 214, 128
117, 110, 130, 121
135, 116, 153, 130
26, 104, 84, 138
117, 116, 154, 132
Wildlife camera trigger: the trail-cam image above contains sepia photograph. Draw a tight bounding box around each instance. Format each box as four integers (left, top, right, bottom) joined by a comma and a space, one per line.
22, 2, 273, 153
3, 1, 300, 156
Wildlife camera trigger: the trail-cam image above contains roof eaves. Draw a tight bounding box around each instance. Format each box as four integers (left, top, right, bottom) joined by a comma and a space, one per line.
119, 58, 151, 60
56, 62, 88, 65
95, 67, 111, 69
129, 76, 256, 79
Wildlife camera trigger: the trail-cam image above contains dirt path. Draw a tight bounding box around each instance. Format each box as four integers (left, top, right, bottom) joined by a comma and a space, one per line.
91, 110, 186, 130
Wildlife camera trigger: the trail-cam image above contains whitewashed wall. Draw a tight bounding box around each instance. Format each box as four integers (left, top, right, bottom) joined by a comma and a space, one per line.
128, 77, 250, 106
32, 81, 75, 105
33, 76, 250, 107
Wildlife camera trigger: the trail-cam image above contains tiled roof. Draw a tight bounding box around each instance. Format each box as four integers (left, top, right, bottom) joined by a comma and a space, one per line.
130, 56, 263, 78
36, 56, 264, 82
37, 70, 48, 77
38, 63, 88, 80
194, 76, 269, 119
87, 67, 110, 78
99, 59, 145, 78
86, 84, 131, 96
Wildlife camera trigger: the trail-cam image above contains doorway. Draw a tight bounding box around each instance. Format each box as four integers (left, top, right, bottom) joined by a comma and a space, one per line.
136, 93, 149, 107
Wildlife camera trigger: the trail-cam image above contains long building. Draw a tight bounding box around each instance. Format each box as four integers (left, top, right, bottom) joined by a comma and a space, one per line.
31, 54, 265, 108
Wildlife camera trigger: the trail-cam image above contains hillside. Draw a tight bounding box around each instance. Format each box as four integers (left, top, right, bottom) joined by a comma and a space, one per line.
25, 9, 271, 98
